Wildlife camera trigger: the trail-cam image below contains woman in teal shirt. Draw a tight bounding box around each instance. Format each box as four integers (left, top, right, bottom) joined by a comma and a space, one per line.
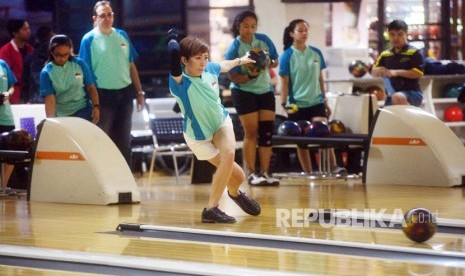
279, 19, 346, 175
40, 35, 100, 123
0, 59, 17, 189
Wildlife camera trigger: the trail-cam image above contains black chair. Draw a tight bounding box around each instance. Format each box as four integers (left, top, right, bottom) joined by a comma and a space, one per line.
147, 116, 193, 184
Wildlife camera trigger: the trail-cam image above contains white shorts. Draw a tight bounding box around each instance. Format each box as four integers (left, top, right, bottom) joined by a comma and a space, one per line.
183, 117, 233, 161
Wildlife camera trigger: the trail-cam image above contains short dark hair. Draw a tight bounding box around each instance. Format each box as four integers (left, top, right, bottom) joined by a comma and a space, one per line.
179, 37, 209, 60
7, 19, 27, 38
93, 1, 111, 16
388, 20, 408, 32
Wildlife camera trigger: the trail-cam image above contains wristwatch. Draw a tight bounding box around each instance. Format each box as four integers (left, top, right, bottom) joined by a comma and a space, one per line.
137, 91, 145, 96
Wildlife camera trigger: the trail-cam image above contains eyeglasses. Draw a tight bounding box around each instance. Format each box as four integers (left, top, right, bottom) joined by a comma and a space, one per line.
97, 12, 114, 19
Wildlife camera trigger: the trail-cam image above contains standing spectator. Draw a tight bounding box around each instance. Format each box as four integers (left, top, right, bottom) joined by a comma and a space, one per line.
79, 1, 144, 165
0, 19, 34, 104
371, 19, 425, 106
40, 35, 100, 124
279, 19, 346, 175
22, 25, 54, 104
0, 59, 17, 191
225, 10, 280, 186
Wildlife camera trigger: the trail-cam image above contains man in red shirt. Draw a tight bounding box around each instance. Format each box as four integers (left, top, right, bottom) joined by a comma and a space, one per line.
0, 19, 34, 104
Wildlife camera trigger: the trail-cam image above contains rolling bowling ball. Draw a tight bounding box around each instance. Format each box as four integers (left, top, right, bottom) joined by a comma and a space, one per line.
402, 208, 437, 243
277, 121, 301, 136
348, 60, 368, 78
366, 85, 386, 101
296, 120, 311, 136
5, 129, 33, 151
307, 121, 331, 137
328, 120, 346, 134
444, 105, 463, 122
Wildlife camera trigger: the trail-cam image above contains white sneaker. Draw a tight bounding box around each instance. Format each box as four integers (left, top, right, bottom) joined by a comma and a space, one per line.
247, 173, 268, 186
331, 166, 348, 176
262, 172, 280, 186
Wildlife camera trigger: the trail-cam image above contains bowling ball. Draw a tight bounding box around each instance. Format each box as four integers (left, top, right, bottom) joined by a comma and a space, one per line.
307, 121, 331, 137
443, 83, 463, 98
246, 48, 269, 78
366, 85, 386, 101
5, 129, 33, 151
277, 121, 301, 136
0, 132, 9, 150
296, 120, 311, 136
352, 86, 364, 95
328, 120, 346, 134
444, 105, 464, 122
348, 60, 368, 78
402, 208, 437, 243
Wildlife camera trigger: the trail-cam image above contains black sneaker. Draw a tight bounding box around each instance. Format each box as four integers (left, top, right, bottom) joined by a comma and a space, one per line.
262, 172, 280, 186
228, 190, 261, 216
201, 206, 236, 223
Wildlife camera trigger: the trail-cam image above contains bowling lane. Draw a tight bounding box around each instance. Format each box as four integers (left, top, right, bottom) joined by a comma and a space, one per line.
1, 175, 465, 274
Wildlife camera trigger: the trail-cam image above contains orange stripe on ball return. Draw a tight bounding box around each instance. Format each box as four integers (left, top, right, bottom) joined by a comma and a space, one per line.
372, 137, 426, 146
36, 151, 85, 161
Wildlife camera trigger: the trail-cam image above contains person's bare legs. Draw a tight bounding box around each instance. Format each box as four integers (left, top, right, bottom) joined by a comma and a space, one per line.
239, 112, 258, 174
206, 125, 237, 208
258, 109, 275, 174
391, 92, 409, 105
1, 164, 14, 191
296, 148, 312, 173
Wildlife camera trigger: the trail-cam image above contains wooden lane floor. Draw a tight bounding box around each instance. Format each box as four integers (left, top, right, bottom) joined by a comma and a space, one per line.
0, 173, 465, 275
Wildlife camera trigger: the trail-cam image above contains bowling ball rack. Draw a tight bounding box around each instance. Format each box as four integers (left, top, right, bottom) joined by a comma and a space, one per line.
271, 134, 369, 180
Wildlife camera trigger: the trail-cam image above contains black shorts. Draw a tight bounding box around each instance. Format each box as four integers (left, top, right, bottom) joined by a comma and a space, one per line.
0, 125, 15, 133
288, 104, 326, 122
232, 89, 275, 115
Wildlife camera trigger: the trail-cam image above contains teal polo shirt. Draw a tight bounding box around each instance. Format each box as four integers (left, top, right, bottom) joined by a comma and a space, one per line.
279, 45, 326, 107
224, 33, 278, 94
40, 57, 95, 116
169, 62, 228, 140
79, 27, 138, 90
0, 60, 17, 126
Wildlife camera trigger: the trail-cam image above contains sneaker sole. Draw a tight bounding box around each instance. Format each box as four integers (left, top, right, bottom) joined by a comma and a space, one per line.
201, 218, 236, 223
249, 182, 279, 186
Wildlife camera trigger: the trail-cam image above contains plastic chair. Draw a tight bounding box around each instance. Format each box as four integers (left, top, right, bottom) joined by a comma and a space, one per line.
147, 116, 193, 184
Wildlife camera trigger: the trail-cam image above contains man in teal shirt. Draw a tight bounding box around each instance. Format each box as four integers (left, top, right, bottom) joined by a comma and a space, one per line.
79, 0, 144, 166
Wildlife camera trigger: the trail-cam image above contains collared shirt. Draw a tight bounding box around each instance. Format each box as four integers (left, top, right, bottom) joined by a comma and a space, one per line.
279, 45, 326, 108
224, 33, 278, 94
0, 40, 34, 104
0, 59, 17, 126
375, 44, 425, 92
79, 27, 138, 90
40, 57, 95, 116
169, 62, 228, 140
